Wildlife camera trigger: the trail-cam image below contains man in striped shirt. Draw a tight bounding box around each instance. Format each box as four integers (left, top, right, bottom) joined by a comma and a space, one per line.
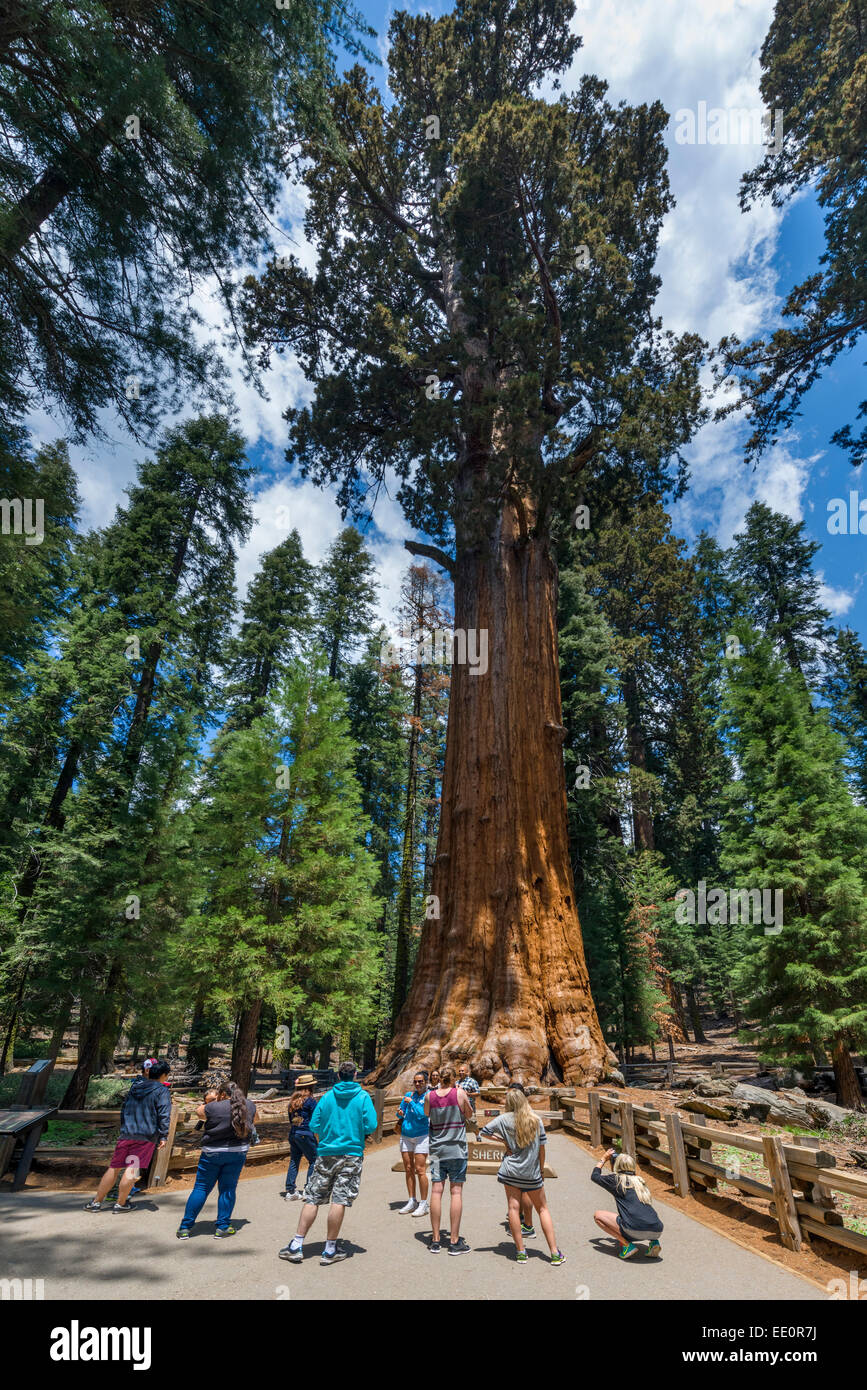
424, 1063, 474, 1254
457, 1062, 480, 1114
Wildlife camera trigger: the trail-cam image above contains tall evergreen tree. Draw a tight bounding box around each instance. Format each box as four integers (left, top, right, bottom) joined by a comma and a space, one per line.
824, 627, 867, 803
720, 629, 867, 1108
242, 0, 703, 1087
346, 633, 410, 1061
388, 563, 451, 1028
222, 531, 314, 730
719, 0, 867, 465
0, 434, 79, 711
178, 657, 382, 1089
313, 528, 378, 683
727, 501, 830, 682
1, 415, 253, 1103
0, 0, 373, 435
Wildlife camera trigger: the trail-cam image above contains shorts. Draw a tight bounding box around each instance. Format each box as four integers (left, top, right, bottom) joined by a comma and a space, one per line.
109, 1138, 155, 1174
399, 1133, 430, 1154
498, 1175, 544, 1192
618, 1219, 663, 1241
302, 1154, 364, 1207
429, 1153, 467, 1185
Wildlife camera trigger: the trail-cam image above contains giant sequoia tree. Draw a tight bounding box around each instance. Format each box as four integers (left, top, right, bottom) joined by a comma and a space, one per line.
242, 0, 703, 1088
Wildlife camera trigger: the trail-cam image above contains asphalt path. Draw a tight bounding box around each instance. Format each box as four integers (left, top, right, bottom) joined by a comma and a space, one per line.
0, 1133, 825, 1301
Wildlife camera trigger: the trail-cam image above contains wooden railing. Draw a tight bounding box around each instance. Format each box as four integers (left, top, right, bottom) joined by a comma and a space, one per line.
557, 1091, 867, 1257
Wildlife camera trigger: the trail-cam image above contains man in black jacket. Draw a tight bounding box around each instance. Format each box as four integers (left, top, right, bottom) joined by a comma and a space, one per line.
84, 1060, 173, 1212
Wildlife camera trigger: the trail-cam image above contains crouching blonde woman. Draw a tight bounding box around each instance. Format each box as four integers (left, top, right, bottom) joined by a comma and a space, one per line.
478, 1086, 564, 1266
591, 1148, 663, 1259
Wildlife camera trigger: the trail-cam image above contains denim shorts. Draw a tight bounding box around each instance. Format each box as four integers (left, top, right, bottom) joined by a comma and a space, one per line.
429, 1153, 467, 1185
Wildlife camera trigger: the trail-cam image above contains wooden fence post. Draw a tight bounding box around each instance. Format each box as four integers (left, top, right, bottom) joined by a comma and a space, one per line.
619, 1101, 636, 1159
588, 1090, 602, 1148
763, 1134, 802, 1251
665, 1112, 691, 1198
147, 1102, 179, 1190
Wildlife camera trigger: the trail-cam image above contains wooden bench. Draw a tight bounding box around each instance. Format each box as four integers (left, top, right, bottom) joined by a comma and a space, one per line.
0, 1060, 57, 1190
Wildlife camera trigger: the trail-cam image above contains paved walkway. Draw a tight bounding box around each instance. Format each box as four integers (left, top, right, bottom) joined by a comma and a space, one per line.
0, 1135, 824, 1301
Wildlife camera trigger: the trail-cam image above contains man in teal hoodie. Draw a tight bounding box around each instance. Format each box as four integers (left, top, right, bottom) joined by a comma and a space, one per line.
279, 1060, 378, 1266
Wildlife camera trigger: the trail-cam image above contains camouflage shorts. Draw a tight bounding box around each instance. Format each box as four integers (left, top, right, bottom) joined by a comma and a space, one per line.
302, 1154, 364, 1207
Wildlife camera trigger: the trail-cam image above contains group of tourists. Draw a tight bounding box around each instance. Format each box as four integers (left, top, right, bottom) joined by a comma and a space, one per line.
81, 1055, 664, 1267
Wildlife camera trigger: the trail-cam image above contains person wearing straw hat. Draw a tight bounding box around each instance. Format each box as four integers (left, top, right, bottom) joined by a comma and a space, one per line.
282, 1073, 318, 1201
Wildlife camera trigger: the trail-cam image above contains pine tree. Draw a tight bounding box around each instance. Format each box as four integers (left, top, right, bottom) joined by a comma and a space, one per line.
346, 633, 410, 1060
314, 528, 378, 683
727, 501, 830, 682
1, 416, 253, 1104
178, 656, 382, 1089
222, 531, 314, 730
824, 627, 867, 802
720, 629, 867, 1108
0, 0, 373, 435
0, 433, 79, 711
719, 0, 867, 465
388, 564, 451, 1028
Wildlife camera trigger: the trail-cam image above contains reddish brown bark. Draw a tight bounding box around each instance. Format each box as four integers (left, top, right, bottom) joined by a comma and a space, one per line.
231, 1001, 263, 1090
373, 507, 615, 1094
832, 1036, 864, 1112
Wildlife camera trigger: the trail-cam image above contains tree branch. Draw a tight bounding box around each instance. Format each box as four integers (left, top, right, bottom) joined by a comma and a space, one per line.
404, 539, 455, 578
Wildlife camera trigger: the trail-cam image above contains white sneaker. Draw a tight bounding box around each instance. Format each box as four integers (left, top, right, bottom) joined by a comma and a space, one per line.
398, 1198, 418, 1214
282, 1191, 301, 1201
412, 1200, 430, 1217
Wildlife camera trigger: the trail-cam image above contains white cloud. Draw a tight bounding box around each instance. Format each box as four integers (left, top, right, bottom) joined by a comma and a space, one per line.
671, 421, 815, 548
568, 0, 781, 341
34, 0, 795, 618
816, 573, 855, 618
238, 471, 412, 630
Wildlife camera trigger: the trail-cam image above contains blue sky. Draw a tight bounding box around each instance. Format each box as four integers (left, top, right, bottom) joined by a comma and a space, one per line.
41, 0, 865, 639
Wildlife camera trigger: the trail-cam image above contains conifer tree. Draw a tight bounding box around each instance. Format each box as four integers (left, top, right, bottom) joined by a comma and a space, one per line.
720, 629, 867, 1108
719, 0, 867, 466
178, 657, 381, 1089
242, 0, 703, 1086
824, 627, 867, 803
0, 0, 373, 435
346, 633, 410, 1059
727, 502, 830, 683
222, 531, 314, 730
314, 528, 379, 684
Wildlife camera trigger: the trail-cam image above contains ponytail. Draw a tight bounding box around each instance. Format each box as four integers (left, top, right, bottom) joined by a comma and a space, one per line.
206, 1072, 250, 1138
228, 1081, 250, 1138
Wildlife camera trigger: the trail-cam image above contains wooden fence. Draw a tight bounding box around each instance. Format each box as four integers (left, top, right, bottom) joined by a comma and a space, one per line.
557, 1091, 867, 1259
30, 1087, 390, 1177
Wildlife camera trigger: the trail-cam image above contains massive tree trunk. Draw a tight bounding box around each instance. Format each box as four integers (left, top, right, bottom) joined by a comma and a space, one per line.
373, 510, 614, 1093
391, 659, 423, 1028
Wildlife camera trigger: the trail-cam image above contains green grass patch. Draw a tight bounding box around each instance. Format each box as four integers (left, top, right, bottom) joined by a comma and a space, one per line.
39, 1120, 102, 1148
0, 1070, 128, 1110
